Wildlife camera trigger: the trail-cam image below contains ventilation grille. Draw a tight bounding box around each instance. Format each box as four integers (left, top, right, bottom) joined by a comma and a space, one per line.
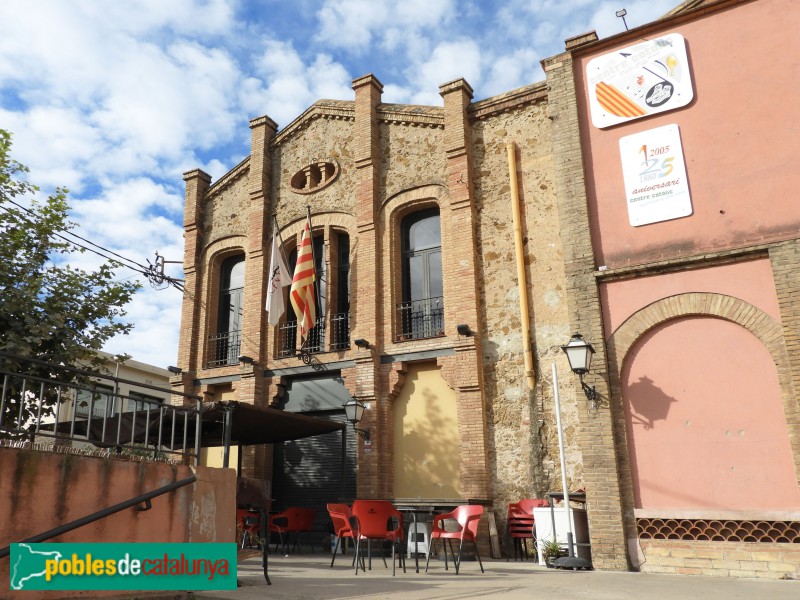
637, 518, 800, 543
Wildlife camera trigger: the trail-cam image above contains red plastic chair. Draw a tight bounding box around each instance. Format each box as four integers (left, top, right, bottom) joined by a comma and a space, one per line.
507, 498, 549, 561
268, 507, 317, 554
327, 503, 355, 568
425, 505, 484, 574
237, 508, 262, 549
351, 500, 406, 576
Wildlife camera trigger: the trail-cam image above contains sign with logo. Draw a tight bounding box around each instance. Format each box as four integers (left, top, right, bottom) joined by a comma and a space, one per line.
619, 124, 692, 226
587, 33, 693, 128
9, 543, 237, 591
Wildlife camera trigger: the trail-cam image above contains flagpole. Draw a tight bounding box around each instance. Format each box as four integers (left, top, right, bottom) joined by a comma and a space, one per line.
551, 362, 592, 570
273, 213, 289, 265
305, 206, 321, 326
266, 214, 292, 328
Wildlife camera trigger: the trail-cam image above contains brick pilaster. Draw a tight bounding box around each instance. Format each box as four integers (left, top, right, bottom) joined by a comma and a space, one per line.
768, 240, 800, 482
544, 49, 630, 570
439, 78, 491, 500
351, 74, 383, 497
233, 116, 278, 482
178, 169, 211, 379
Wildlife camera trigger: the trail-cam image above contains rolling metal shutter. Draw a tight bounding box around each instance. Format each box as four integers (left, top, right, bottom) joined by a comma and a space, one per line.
272, 374, 357, 547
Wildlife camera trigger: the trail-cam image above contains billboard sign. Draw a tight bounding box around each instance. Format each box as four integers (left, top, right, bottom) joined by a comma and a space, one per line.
619, 124, 692, 227
587, 33, 693, 128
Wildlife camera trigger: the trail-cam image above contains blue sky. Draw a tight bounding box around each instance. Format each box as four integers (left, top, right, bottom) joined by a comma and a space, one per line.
0, 0, 680, 368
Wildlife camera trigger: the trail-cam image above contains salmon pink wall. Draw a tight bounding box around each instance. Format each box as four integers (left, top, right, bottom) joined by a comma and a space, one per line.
599, 258, 779, 337
622, 317, 800, 511
0, 448, 236, 599
575, 0, 800, 268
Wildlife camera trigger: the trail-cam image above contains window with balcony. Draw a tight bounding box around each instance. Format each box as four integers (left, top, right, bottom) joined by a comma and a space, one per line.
329, 231, 350, 350
398, 208, 444, 340
277, 231, 351, 357
208, 254, 244, 367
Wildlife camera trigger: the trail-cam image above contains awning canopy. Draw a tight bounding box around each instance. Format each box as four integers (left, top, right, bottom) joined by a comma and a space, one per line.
200, 400, 345, 446
56, 400, 345, 448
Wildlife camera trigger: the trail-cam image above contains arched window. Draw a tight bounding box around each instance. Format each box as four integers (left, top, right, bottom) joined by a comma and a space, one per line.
330, 231, 350, 350
208, 254, 244, 366
279, 236, 325, 356
399, 209, 443, 339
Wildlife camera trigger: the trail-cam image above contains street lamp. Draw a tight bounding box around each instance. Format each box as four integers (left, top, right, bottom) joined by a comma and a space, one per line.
343, 397, 371, 441
616, 8, 629, 30
560, 333, 598, 408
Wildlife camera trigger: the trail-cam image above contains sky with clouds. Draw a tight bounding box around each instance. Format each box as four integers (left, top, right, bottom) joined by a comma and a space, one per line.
0, 0, 680, 368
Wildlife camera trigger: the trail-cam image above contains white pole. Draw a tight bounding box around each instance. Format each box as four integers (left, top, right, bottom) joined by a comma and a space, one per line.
552, 363, 575, 553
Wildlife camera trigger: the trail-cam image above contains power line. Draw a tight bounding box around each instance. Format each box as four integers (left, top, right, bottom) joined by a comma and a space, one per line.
0, 200, 184, 292
3, 198, 150, 272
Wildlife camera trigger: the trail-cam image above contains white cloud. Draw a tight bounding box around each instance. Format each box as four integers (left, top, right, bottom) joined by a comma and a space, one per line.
406, 40, 483, 105
316, 0, 456, 52
483, 48, 542, 97
0, 0, 690, 369
246, 40, 352, 126
317, 0, 389, 50
70, 178, 183, 249
102, 285, 184, 369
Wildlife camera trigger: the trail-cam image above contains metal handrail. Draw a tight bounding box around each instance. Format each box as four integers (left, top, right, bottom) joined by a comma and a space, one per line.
0, 351, 203, 463
0, 474, 197, 559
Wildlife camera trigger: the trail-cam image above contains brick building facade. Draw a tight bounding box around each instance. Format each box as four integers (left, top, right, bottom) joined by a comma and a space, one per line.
172, 0, 799, 577
174, 71, 587, 556
552, 0, 800, 579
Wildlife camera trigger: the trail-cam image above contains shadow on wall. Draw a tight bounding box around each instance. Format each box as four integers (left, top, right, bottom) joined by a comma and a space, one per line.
627, 375, 677, 430
394, 366, 461, 498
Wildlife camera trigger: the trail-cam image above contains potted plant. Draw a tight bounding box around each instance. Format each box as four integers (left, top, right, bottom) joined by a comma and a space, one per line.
541, 539, 563, 568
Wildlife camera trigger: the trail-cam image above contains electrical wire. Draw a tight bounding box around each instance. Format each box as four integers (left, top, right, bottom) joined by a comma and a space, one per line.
0, 201, 184, 292
3, 198, 151, 272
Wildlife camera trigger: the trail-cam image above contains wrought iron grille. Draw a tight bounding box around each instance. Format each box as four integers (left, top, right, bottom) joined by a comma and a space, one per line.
396, 296, 445, 340
637, 517, 800, 543
0, 351, 202, 464
277, 318, 326, 358
328, 312, 350, 351
206, 330, 241, 367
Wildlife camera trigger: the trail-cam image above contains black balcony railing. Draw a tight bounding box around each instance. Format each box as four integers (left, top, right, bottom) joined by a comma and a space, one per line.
328, 312, 350, 351
0, 350, 202, 464
207, 330, 242, 368
277, 318, 326, 358
397, 296, 445, 340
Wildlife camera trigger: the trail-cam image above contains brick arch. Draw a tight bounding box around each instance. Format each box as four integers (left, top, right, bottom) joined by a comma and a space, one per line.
387, 363, 409, 403
380, 185, 449, 343
278, 210, 356, 241
382, 183, 449, 215
198, 236, 247, 368
607, 293, 786, 377
606, 291, 800, 518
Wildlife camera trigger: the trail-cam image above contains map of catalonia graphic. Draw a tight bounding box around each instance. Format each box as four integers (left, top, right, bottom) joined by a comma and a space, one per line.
10, 544, 63, 590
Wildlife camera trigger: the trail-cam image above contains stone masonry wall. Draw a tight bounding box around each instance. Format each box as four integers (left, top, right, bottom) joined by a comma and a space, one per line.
472, 100, 582, 519
203, 171, 251, 246
273, 115, 357, 226
379, 118, 446, 201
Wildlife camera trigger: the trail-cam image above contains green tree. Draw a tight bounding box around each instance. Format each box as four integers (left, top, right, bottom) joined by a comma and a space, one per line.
0, 129, 140, 434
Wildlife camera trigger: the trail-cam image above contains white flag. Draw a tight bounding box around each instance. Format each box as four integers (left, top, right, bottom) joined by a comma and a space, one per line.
266, 231, 291, 325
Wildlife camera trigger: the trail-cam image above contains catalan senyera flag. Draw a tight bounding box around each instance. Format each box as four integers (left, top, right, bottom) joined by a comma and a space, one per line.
266, 230, 291, 326
289, 216, 316, 340
595, 81, 646, 118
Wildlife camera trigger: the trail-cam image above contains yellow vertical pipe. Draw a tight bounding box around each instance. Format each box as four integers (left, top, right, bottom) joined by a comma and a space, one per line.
507, 142, 536, 390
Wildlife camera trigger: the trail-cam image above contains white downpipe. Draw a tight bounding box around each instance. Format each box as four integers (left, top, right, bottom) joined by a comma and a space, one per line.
552, 363, 575, 549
